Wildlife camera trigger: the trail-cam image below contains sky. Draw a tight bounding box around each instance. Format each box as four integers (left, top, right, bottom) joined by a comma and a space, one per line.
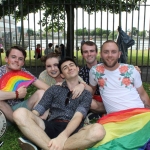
18, 1, 150, 32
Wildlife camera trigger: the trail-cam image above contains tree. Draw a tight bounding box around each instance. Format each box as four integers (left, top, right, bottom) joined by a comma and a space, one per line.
139, 30, 146, 37
132, 27, 138, 36
27, 28, 34, 36
0, 0, 145, 57
75, 28, 88, 36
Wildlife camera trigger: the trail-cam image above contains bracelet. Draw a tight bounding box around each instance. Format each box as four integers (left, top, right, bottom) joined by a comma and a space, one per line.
15, 90, 19, 99
80, 82, 86, 88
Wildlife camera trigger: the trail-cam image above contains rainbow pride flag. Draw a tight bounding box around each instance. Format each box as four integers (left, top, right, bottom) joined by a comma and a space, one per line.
88, 108, 150, 150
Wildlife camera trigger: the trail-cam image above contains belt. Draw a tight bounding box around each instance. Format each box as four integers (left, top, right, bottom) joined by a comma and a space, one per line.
54, 119, 69, 123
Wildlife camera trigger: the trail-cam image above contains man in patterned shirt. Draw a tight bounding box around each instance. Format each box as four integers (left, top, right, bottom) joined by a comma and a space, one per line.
13, 57, 105, 150
79, 41, 106, 113
89, 40, 150, 114
0, 46, 49, 123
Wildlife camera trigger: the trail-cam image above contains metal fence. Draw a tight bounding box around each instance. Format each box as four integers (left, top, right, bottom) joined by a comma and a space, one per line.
0, 0, 149, 82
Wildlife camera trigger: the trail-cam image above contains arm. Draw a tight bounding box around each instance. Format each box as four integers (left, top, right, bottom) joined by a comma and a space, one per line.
137, 85, 150, 108
0, 86, 27, 101
89, 84, 97, 95
48, 112, 83, 150
0, 90, 16, 101
71, 82, 93, 99
32, 79, 49, 91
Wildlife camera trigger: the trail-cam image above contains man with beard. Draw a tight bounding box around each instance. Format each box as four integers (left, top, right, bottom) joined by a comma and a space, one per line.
89, 40, 150, 114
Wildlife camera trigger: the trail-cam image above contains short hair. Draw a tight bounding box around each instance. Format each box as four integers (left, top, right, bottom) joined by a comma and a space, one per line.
81, 41, 98, 54
101, 40, 119, 51
6, 46, 27, 60
48, 43, 53, 47
58, 57, 77, 73
41, 52, 60, 63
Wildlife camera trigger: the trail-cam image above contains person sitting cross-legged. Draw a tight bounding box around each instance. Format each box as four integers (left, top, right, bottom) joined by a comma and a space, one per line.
13, 57, 105, 150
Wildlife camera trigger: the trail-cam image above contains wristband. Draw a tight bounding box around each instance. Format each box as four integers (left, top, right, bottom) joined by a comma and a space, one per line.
15, 90, 19, 99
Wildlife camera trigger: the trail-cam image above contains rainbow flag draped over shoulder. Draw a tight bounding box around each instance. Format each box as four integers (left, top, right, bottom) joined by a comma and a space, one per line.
88, 108, 150, 150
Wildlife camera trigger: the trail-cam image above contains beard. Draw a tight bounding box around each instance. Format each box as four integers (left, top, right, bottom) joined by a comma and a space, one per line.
102, 58, 118, 68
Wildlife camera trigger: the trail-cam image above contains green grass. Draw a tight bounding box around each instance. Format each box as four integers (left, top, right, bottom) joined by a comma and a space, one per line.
0, 49, 150, 67
1, 83, 150, 150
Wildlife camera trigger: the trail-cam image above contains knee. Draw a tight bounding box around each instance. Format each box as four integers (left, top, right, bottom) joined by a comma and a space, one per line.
0, 101, 6, 109
89, 123, 106, 142
34, 89, 45, 100
13, 108, 29, 126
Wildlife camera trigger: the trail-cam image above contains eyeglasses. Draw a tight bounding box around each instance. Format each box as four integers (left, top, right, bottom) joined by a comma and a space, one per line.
65, 91, 72, 106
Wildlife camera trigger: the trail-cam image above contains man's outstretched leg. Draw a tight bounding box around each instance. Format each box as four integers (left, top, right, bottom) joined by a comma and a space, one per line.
13, 108, 105, 150
64, 123, 105, 150
13, 108, 51, 150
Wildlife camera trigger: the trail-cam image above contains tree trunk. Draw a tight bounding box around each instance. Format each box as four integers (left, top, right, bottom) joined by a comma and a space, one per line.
65, 5, 74, 58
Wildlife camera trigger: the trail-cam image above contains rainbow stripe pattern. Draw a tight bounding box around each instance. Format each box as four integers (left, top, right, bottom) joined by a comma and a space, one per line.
0, 70, 35, 91
88, 108, 150, 150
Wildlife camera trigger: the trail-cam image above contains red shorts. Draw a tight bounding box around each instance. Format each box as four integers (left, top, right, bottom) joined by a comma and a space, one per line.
93, 95, 102, 102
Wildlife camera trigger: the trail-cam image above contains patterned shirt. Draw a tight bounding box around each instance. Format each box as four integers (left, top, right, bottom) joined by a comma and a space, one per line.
0, 65, 37, 106
79, 64, 100, 95
89, 63, 144, 113
33, 81, 92, 128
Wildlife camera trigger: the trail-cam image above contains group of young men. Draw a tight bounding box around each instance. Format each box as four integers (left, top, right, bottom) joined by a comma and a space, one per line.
0, 40, 150, 150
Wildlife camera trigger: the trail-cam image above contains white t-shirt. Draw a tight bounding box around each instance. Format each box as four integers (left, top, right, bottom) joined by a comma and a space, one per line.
89, 63, 144, 114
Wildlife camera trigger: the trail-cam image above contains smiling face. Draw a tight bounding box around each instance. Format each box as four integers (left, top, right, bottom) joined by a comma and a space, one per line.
101, 41, 121, 70
60, 60, 79, 80
5, 49, 25, 71
45, 57, 60, 78
81, 44, 98, 67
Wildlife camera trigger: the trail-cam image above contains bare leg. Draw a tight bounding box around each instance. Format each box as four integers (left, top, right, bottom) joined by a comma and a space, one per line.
13, 108, 105, 150
27, 89, 45, 109
90, 99, 106, 114
27, 89, 49, 120
64, 123, 105, 150
0, 101, 14, 122
13, 108, 51, 150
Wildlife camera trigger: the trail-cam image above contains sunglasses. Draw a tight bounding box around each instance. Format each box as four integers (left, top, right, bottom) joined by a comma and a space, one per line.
65, 91, 72, 106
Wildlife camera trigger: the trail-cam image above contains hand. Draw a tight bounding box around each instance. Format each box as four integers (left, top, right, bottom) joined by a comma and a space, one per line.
71, 83, 84, 99
48, 136, 66, 150
17, 86, 27, 98
135, 66, 141, 74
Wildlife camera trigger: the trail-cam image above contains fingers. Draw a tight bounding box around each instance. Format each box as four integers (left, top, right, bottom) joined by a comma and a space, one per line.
72, 91, 81, 99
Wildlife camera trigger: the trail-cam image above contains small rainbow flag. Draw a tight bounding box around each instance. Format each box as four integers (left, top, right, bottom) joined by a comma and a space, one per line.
0, 70, 35, 91
88, 108, 150, 150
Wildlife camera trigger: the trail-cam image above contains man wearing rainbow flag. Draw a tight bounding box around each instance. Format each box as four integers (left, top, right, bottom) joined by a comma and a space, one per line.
89, 40, 150, 149
0, 46, 50, 124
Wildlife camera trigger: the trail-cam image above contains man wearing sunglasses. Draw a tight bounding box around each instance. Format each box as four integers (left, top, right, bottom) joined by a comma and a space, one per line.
13, 57, 105, 150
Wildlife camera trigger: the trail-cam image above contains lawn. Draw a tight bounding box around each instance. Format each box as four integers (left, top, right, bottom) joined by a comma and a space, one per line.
1, 83, 150, 150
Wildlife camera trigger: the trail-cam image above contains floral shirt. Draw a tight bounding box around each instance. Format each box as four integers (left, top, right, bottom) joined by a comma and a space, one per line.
79, 64, 100, 95
89, 63, 144, 113
0, 65, 37, 106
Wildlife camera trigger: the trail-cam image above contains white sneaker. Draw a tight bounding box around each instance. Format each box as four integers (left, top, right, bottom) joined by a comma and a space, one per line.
18, 137, 38, 150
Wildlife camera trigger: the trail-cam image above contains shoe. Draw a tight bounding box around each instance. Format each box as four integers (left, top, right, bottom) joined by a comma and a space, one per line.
18, 137, 38, 150
84, 113, 101, 125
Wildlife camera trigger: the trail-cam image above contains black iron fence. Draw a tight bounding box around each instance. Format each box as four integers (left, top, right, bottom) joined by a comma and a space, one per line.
0, 0, 149, 81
